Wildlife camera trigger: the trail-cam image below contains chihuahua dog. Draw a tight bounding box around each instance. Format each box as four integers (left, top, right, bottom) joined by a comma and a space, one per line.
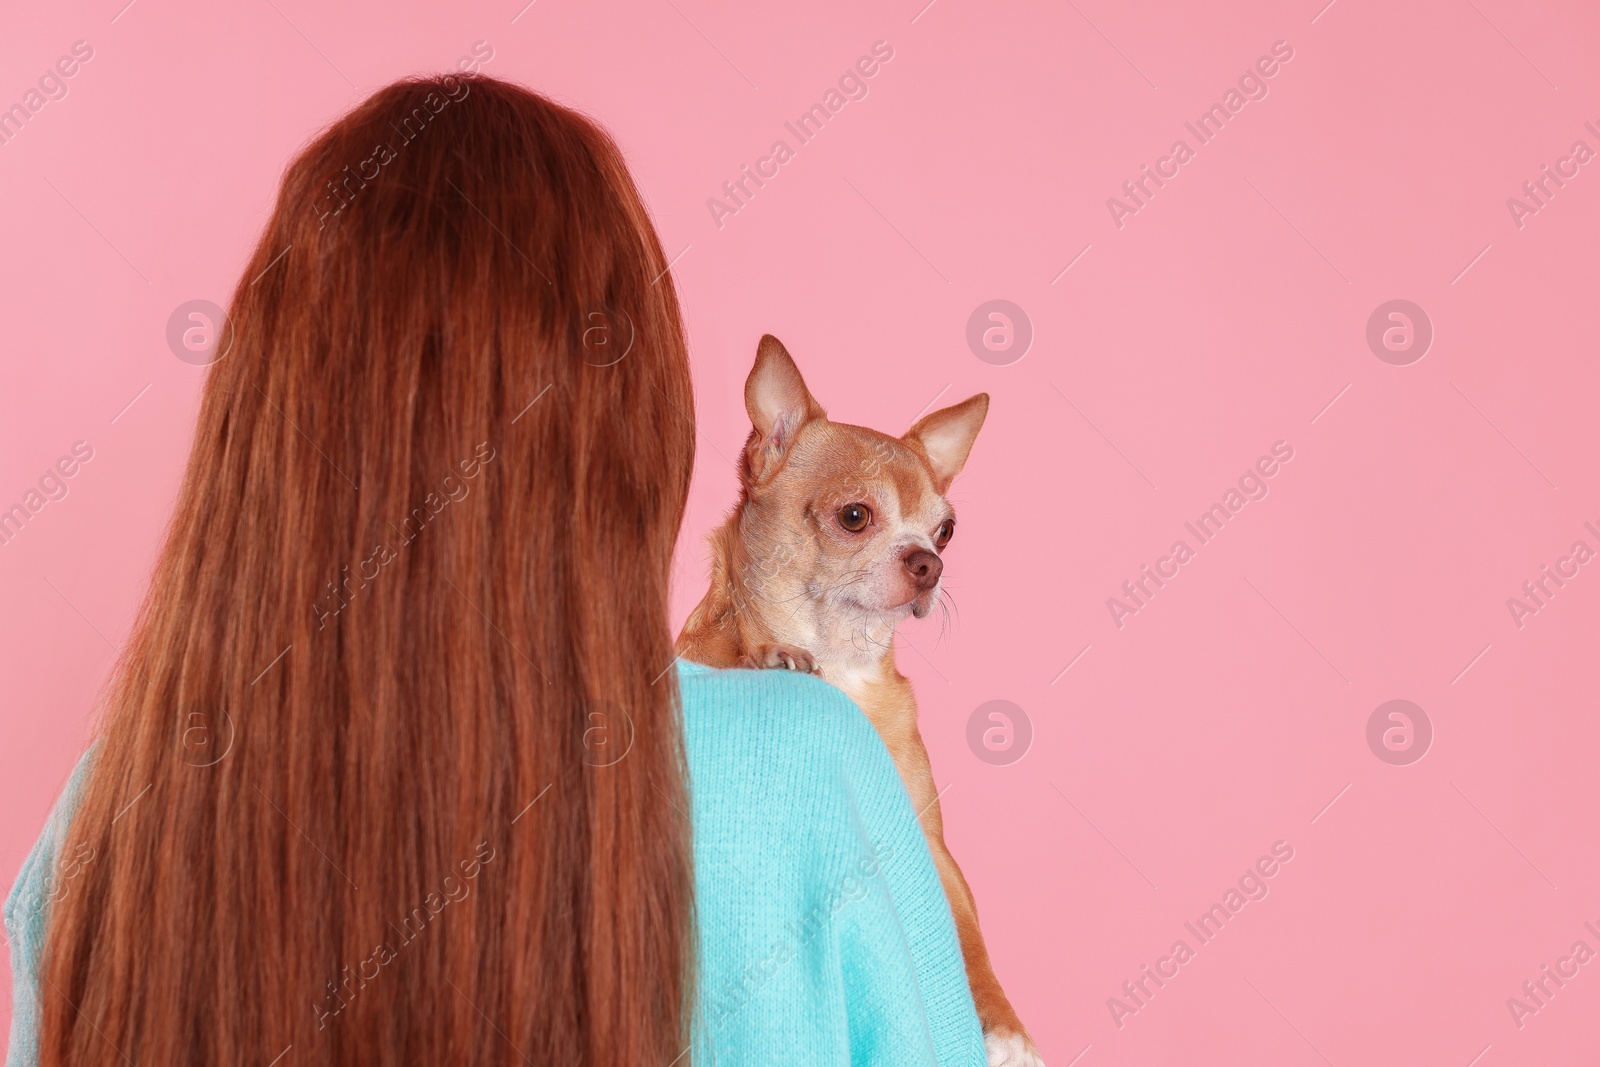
677, 335, 1041, 1066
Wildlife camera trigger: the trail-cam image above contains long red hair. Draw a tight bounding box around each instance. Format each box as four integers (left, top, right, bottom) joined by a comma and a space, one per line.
39, 74, 696, 1065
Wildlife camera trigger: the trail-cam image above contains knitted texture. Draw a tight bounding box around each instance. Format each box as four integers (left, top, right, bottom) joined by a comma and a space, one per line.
5, 661, 985, 1066
678, 661, 985, 1065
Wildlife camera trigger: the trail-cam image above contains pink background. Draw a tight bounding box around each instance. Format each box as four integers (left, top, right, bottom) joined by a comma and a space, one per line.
3, 0, 1598, 1063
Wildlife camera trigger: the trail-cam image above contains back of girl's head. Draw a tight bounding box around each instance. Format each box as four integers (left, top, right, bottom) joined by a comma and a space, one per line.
40, 75, 695, 1066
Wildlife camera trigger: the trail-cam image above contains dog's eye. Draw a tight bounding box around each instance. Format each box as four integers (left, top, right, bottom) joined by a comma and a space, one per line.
837, 503, 872, 533
934, 519, 955, 548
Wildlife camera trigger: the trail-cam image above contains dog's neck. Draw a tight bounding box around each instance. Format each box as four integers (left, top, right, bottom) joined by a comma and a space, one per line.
716, 503, 904, 690
764, 595, 900, 683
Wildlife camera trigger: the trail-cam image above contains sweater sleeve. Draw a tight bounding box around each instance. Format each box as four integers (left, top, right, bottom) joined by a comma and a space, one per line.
5, 746, 97, 1067
826, 691, 988, 1067
678, 662, 986, 1067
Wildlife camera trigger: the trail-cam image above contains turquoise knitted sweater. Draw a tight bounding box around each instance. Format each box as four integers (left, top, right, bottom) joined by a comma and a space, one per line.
5, 661, 985, 1065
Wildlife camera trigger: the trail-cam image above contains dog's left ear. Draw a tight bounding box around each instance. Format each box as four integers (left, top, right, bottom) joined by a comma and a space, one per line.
906, 393, 989, 493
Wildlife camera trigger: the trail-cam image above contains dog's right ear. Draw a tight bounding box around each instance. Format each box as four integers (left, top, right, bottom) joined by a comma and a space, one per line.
744, 334, 825, 484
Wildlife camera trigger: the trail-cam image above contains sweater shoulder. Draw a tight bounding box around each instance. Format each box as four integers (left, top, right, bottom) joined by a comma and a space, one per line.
674, 660, 905, 825
675, 660, 886, 764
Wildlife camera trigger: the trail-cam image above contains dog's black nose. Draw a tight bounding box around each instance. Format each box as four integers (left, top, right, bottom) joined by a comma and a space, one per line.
902, 549, 943, 591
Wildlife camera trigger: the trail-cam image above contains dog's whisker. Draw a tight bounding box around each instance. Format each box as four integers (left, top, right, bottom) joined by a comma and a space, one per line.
935, 588, 960, 645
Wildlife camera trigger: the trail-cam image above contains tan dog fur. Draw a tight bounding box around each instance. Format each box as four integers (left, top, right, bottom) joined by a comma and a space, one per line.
677, 335, 1042, 1066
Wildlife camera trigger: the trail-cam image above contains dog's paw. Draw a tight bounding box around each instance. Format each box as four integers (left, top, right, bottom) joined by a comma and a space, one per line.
739, 642, 817, 674
985, 1030, 1045, 1067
